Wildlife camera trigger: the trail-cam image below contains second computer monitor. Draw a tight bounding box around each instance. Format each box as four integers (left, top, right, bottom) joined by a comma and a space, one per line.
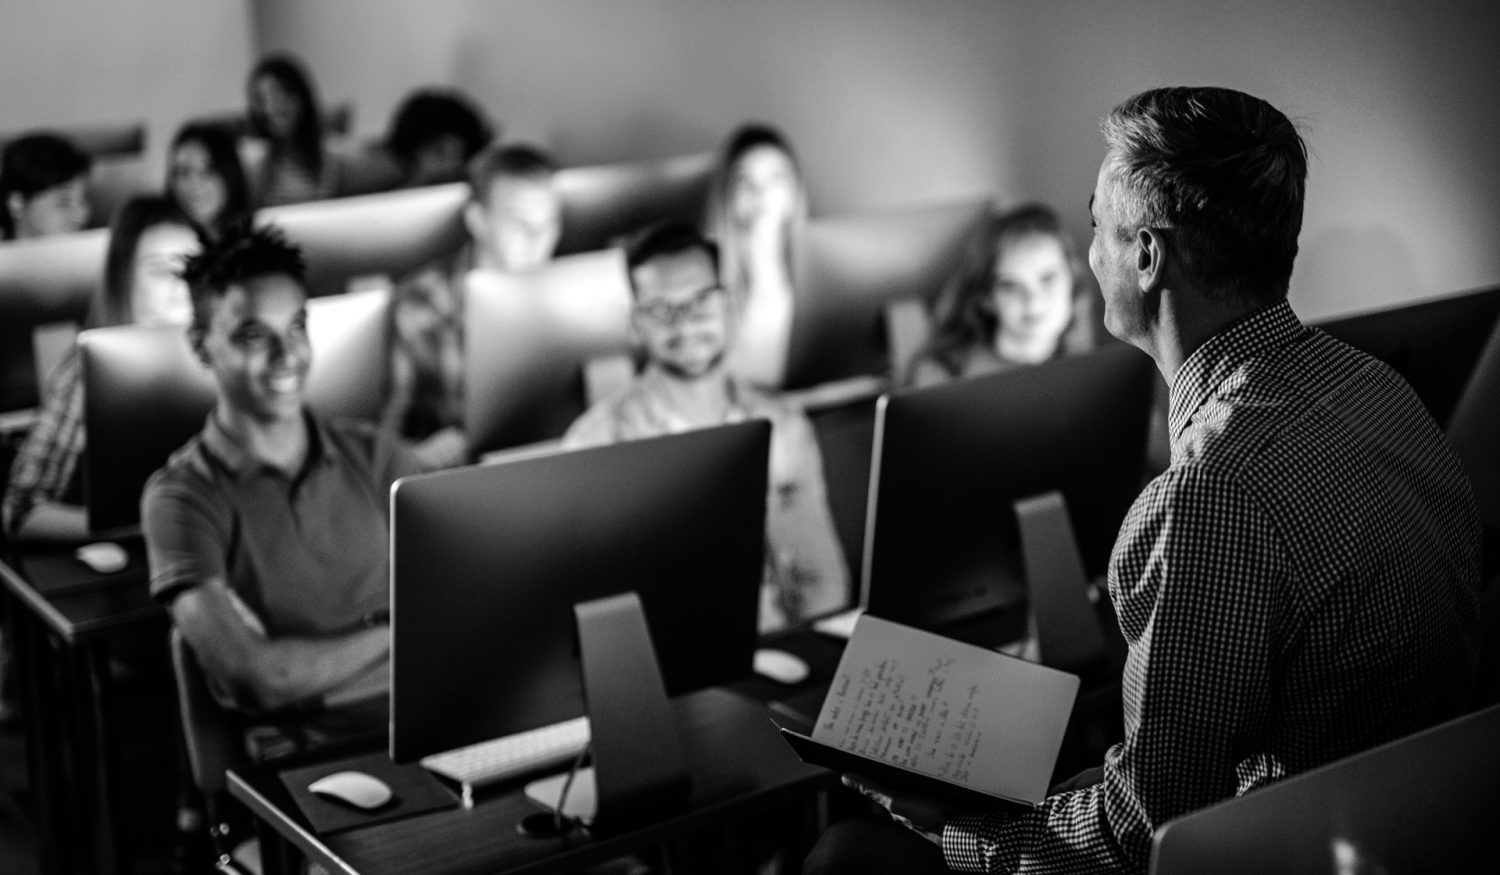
552, 151, 714, 256
862, 344, 1156, 634
1313, 284, 1500, 429
390, 420, 770, 763
783, 197, 990, 389
462, 249, 635, 454
80, 287, 391, 531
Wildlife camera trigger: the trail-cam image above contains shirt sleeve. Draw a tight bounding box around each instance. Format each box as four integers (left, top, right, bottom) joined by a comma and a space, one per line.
940, 464, 1285, 873
3, 348, 85, 536
141, 466, 230, 607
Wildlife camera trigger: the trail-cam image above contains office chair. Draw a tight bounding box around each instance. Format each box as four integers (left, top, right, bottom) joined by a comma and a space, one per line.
1149, 704, 1500, 874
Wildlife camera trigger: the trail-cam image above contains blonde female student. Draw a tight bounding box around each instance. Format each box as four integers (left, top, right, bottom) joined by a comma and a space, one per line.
704, 123, 809, 388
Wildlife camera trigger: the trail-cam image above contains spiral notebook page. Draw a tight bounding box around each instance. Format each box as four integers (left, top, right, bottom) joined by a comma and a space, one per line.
812, 614, 1078, 804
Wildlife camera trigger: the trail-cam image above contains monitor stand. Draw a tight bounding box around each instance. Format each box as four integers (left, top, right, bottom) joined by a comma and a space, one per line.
574, 590, 691, 833
1016, 490, 1108, 674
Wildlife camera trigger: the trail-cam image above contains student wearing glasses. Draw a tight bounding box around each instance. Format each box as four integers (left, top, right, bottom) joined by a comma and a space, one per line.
563, 221, 849, 632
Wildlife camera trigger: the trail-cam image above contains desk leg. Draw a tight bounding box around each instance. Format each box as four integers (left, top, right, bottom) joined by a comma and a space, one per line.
8, 597, 69, 875
255, 816, 300, 875
78, 641, 130, 875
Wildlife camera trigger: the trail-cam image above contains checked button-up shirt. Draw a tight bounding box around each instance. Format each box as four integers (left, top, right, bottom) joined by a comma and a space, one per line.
942, 299, 1483, 873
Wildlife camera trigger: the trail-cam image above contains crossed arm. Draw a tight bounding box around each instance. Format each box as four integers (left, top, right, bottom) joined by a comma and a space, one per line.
169, 576, 390, 715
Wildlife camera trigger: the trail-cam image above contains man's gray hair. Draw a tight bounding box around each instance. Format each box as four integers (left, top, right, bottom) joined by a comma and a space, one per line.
1101, 86, 1307, 303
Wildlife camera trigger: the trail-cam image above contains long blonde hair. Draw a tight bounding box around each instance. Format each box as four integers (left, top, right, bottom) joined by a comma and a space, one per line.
702, 123, 809, 307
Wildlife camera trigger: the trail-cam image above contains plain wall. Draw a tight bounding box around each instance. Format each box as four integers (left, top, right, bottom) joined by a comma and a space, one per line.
0, 1, 255, 213
255, 0, 1500, 322
7, 1, 1494, 320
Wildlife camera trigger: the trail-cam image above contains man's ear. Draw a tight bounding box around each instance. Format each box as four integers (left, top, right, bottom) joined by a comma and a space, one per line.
5, 192, 24, 227
188, 326, 211, 368
463, 201, 488, 248
626, 312, 645, 352
1135, 226, 1168, 294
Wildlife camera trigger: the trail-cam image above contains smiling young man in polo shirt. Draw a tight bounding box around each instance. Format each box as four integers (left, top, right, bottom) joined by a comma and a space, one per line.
143, 223, 424, 744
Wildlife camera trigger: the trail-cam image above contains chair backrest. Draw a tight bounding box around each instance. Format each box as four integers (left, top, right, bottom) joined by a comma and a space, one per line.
1150, 704, 1500, 875
883, 296, 932, 387
170, 627, 242, 801
0, 121, 146, 159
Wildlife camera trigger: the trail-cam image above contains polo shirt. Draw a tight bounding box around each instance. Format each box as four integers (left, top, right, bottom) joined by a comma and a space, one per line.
143, 411, 424, 713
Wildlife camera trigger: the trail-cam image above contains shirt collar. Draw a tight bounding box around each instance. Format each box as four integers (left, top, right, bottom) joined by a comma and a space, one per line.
201, 409, 338, 481
638, 365, 756, 428
1168, 298, 1305, 445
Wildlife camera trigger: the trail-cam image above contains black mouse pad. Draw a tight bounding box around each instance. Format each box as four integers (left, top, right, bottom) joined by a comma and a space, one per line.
279, 751, 459, 835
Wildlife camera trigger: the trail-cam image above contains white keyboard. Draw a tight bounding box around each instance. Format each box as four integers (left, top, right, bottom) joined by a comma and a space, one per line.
420, 716, 590, 804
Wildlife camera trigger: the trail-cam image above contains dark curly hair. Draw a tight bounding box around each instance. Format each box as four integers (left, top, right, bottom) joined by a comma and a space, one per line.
180, 221, 306, 332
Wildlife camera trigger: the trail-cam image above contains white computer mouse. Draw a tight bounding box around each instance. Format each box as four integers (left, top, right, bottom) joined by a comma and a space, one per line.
75, 541, 129, 575
307, 770, 394, 810
753, 648, 810, 686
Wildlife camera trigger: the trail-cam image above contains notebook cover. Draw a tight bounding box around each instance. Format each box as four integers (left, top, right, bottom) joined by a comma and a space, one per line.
279, 751, 459, 835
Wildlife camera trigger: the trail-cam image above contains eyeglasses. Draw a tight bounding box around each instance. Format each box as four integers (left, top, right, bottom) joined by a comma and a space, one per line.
635, 285, 726, 326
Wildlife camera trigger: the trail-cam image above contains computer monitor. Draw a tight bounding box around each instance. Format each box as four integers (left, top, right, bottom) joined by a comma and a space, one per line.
782, 197, 990, 389
1150, 704, 1500, 875
1446, 315, 1500, 542
553, 151, 714, 256
1313, 284, 1500, 429
389, 420, 770, 763
79, 287, 391, 532
462, 249, 635, 455
0, 229, 109, 411
861, 343, 1156, 639
257, 182, 468, 298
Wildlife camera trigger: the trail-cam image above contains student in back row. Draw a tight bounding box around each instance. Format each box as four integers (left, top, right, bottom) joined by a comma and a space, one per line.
907, 203, 1097, 387
564, 222, 848, 632
382, 143, 563, 467
144, 224, 422, 749
243, 53, 341, 207
705, 123, 808, 389
1, 132, 92, 240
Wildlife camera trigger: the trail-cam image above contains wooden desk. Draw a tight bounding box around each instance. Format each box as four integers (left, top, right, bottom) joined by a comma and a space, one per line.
230, 687, 834, 875
0, 540, 164, 875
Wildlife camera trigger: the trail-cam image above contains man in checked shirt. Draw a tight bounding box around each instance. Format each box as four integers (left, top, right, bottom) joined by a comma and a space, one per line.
806, 86, 1483, 874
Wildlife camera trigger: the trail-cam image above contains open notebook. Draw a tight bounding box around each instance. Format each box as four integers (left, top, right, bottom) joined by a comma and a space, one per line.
778, 614, 1078, 809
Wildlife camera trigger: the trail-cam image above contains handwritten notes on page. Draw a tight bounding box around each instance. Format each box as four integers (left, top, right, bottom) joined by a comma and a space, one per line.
812, 614, 1078, 804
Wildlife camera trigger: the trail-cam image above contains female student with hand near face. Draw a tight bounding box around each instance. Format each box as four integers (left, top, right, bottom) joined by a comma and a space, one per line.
165, 122, 251, 241
704, 124, 809, 389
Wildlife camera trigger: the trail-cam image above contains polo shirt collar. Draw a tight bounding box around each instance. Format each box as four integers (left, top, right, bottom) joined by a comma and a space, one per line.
1168, 298, 1304, 446
201, 409, 339, 481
